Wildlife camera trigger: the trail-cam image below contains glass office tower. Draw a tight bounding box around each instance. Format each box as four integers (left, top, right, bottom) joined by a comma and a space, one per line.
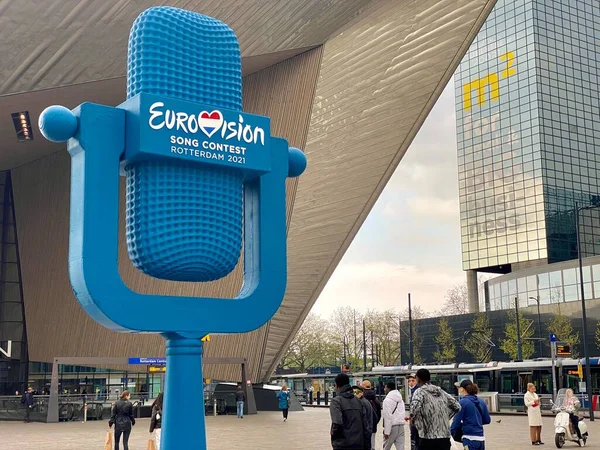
456, 0, 600, 277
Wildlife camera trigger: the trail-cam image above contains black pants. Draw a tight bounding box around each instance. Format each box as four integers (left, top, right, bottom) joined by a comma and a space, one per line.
115, 428, 131, 450
410, 425, 418, 450
570, 414, 582, 439
24, 405, 32, 422
417, 437, 450, 450
282, 408, 289, 419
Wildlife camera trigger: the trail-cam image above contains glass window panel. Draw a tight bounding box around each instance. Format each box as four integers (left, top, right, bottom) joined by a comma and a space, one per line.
564, 285, 578, 302
563, 268, 577, 285
527, 275, 538, 291
592, 265, 600, 282
508, 279, 517, 295
518, 277, 528, 293
539, 272, 550, 289
577, 265, 592, 284
549, 270, 562, 288
539, 289, 551, 304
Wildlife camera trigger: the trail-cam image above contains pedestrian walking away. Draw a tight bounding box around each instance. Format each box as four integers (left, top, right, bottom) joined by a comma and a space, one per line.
329, 373, 371, 450
277, 385, 291, 421
406, 374, 419, 450
382, 381, 406, 450
361, 380, 382, 450
109, 390, 136, 450
21, 387, 34, 423
235, 385, 246, 419
352, 385, 375, 441
450, 380, 490, 450
524, 383, 543, 445
149, 392, 163, 448
410, 369, 461, 450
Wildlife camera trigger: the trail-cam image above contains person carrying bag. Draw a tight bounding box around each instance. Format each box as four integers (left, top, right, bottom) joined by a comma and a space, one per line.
149, 392, 163, 449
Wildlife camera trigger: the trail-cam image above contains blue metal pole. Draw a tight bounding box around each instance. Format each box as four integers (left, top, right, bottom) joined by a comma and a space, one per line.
162, 334, 206, 449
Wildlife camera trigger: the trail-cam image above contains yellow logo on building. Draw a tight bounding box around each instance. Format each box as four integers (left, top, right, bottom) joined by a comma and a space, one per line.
462, 52, 516, 110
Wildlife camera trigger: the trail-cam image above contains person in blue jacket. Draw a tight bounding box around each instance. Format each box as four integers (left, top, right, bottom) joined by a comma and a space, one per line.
450, 380, 491, 450
276, 385, 291, 422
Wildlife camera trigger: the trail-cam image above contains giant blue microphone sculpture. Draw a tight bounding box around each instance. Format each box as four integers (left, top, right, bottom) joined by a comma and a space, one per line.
38, 6, 306, 449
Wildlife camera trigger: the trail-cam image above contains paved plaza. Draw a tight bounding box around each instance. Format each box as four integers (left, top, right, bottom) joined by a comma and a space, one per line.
0, 408, 598, 449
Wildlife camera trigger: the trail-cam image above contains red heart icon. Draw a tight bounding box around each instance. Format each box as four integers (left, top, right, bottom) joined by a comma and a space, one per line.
201, 111, 221, 120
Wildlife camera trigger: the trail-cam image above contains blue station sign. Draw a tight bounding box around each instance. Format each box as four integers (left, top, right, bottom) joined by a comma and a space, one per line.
128, 357, 167, 365
121, 93, 271, 175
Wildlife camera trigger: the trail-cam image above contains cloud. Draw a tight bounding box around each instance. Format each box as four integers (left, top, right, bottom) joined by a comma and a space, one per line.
405, 195, 459, 219
312, 261, 465, 318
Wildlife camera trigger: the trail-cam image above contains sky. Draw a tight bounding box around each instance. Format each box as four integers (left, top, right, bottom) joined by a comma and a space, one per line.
311, 77, 466, 318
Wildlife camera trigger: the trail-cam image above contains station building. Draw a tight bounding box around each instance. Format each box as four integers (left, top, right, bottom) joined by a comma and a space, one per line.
0, 0, 497, 395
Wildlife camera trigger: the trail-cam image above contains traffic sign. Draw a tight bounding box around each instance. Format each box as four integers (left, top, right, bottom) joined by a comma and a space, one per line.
128, 357, 166, 365
557, 343, 572, 357
549, 333, 557, 342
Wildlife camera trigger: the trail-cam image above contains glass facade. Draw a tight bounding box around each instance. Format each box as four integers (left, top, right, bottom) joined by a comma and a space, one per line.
0, 171, 28, 395
456, 0, 600, 272
486, 257, 600, 311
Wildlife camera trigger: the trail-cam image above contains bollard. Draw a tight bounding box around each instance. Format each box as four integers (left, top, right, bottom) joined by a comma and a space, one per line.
317, 391, 321, 405
325, 391, 329, 406
213, 398, 217, 417
82, 403, 87, 423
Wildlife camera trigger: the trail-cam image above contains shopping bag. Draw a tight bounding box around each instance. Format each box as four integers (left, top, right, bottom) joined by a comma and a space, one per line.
147, 438, 157, 450
104, 430, 112, 450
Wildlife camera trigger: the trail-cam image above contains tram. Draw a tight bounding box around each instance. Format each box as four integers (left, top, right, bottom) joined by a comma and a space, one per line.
274, 358, 600, 401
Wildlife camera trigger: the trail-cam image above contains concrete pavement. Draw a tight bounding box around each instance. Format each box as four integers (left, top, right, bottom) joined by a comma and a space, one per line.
0, 408, 598, 449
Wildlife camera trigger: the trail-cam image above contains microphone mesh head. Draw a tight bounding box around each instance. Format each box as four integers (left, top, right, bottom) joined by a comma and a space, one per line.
125, 7, 243, 282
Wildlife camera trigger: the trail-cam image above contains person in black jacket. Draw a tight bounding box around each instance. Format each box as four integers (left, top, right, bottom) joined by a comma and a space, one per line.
361, 380, 381, 450
235, 385, 246, 419
21, 387, 34, 423
330, 373, 371, 450
149, 392, 163, 448
109, 390, 136, 450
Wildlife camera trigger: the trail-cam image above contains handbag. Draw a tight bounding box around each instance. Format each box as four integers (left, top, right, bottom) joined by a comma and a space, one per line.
147, 438, 157, 450
104, 430, 113, 450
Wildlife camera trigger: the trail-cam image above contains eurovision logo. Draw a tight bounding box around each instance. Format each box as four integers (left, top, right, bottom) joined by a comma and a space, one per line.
148, 102, 265, 145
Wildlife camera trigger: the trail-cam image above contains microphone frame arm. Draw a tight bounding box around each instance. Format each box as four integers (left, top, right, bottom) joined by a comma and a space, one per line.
66, 102, 289, 337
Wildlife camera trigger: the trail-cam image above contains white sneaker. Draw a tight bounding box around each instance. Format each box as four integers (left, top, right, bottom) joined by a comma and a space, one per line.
579, 439, 584, 447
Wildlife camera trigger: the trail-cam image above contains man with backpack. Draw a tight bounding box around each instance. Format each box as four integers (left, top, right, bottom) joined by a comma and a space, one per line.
361, 380, 381, 450
382, 381, 406, 450
330, 373, 371, 450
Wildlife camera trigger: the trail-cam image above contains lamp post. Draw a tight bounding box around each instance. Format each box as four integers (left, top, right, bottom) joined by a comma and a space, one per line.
408, 293, 414, 364
575, 201, 596, 421
515, 296, 523, 361
528, 296, 543, 358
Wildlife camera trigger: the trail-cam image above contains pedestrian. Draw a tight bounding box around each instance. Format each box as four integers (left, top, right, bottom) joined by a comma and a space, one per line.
565, 388, 583, 445
309, 385, 315, 404
352, 385, 374, 439
21, 387, 34, 423
406, 375, 419, 450
382, 381, 406, 450
149, 392, 163, 448
410, 368, 461, 450
235, 385, 245, 419
330, 373, 371, 450
109, 390, 136, 450
361, 380, 382, 450
524, 383, 543, 445
450, 380, 490, 450
277, 385, 291, 422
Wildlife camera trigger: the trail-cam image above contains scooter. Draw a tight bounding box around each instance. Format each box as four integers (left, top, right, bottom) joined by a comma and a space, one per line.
552, 389, 589, 448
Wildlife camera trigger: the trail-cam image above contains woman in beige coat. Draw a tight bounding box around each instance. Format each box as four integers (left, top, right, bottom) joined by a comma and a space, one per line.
524, 383, 543, 445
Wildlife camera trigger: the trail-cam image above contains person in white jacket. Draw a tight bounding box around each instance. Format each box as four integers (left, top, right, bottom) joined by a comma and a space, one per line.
382, 381, 406, 450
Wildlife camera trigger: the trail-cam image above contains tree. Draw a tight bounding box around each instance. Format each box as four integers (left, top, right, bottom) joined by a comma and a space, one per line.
364, 309, 400, 367
285, 313, 333, 371
547, 311, 579, 358
464, 313, 494, 363
329, 306, 364, 368
441, 283, 469, 316
434, 318, 456, 362
500, 308, 535, 360
400, 306, 428, 364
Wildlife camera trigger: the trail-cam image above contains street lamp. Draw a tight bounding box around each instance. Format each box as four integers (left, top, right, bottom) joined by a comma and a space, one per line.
514, 296, 523, 361
528, 296, 543, 358
575, 201, 599, 421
